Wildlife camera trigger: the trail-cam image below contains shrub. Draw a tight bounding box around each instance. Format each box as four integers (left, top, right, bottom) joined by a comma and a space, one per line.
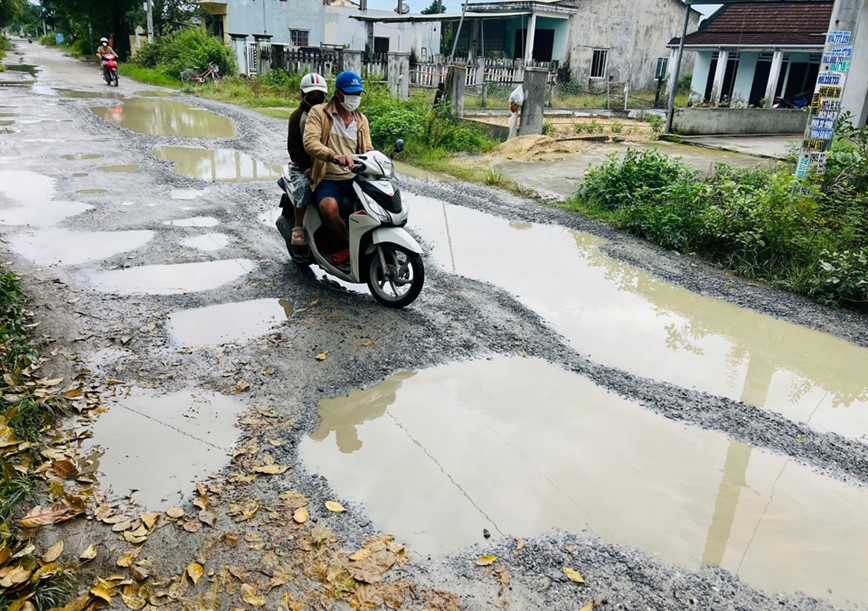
370, 107, 424, 149
610, 121, 623, 134
579, 148, 697, 210
647, 114, 664, 133
132, 28, 234, 79
542, 121, 555, 136
808, 247, 868, 304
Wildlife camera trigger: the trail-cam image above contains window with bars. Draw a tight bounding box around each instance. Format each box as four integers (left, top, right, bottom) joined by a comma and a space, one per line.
655, 57, 668, 79
590, 49, 608, 79
290, 29, 309, 47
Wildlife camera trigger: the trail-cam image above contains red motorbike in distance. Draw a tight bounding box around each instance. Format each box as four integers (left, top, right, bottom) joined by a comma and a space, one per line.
101, 54, 119, 87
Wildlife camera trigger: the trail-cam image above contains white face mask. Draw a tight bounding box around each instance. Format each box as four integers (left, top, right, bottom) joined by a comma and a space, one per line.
341, 94, 361, 112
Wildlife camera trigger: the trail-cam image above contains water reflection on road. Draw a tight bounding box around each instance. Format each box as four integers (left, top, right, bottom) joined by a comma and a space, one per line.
409, 195, 868, 440
302, 357, 868, 609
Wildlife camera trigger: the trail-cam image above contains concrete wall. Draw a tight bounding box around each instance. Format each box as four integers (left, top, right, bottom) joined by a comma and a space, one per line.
732, 52, 758, 105
672, 108, 808, 135
568, 0, 700, 89
224, 0, 439, 56
689, 51, 712, 99
839, 0, 868, 126
535, 16, 569, 62
226, 0, 325, 44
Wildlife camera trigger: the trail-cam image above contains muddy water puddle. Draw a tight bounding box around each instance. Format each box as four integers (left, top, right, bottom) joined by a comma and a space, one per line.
154, 146, 281, 182
167, 298, 293, 347
58, 89, 124, 100
302, 356, 868, 608
87, 259, 255, 295
77, 188, 107, 195
134, 90, 175, 98
8, 229, 153, 266
166, 216, 220, 228
0, 170, 93, 226
409, 196, 868, 440
181, 233, 230, 252
168, 189, 206, 200
83, 388, 243, 509
62, 153, 103, 160
96, 164, 140, 173
91, 99, 236, 138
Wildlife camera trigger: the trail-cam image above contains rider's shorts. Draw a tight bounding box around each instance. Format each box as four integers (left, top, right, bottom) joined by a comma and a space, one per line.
315, 178, 357, 218
287, 163, 313, 209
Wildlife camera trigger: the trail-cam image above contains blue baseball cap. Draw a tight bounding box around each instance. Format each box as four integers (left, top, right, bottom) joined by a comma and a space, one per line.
335, 71, 365, 94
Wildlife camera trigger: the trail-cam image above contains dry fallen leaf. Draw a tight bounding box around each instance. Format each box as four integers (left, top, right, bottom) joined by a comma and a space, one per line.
564, 567, 586, 584
79, 544, 97, 561
17, 504, 73, 528
241, 583, 266, 607
361, 338, 374, 347
140, 512, 159, 530
293, 506, 309, 524
186, 562, 204, 585
476, 555, 497, 566
252, 464, 289, 475
166, 507, 184, 519
90, 583, 113, 603
51, 459, 78, 480
42, 539, 64, 562
349, 548, 372, 561
324, 500, 346, 513
579, 603, 594, 611
315, 351, 329, 361
117, 546, 143, 568
198, 510, 217, 528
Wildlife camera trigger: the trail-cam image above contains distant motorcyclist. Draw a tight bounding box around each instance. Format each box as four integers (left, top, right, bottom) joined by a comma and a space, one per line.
96, 37, 116, 74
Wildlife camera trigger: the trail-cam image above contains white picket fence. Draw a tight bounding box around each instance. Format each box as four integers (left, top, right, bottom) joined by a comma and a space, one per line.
410, 58, 555, 88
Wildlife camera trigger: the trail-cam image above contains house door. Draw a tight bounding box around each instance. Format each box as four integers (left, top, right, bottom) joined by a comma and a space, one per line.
514, 28, 554, 62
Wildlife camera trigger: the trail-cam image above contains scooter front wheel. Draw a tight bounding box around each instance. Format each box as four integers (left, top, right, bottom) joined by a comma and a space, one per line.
111, 72, 119, 87
367, 244, 424, 308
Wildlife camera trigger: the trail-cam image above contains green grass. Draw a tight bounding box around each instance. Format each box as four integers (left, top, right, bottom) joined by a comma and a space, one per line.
119, 64, 182, 88
0, 36, 10, 70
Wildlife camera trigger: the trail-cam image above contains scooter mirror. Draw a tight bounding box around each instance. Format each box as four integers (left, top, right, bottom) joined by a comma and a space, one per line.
393, 139, 405, 153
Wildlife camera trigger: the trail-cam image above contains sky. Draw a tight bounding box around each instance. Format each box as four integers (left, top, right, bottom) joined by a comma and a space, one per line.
365, 0, 722, 17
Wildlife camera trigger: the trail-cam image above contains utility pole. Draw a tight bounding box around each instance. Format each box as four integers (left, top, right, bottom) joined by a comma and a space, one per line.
145, 0, 154, 43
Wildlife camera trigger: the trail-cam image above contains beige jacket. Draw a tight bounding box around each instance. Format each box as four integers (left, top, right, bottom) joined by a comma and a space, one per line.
303, 99, 374, 192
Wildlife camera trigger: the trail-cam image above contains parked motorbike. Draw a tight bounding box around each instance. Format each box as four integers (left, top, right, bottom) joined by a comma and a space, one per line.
101, 54, 119, 87
276, 140, 425, 308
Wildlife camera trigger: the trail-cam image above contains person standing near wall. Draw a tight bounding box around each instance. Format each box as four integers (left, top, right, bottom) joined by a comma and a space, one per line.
508, 84, 524, 139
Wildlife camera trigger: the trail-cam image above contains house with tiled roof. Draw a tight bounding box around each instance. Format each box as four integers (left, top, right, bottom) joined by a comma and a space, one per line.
670, 0, 834, 108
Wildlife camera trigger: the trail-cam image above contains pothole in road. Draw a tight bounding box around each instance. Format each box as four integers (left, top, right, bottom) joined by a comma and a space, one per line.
165, 216, 220, 228
61, 153, 103, 160
181, 233, 230, 252
153, 146, 281, 183
96, 164, 140, 173
167, 189, 206, 200
7, 228, 153, 266
0, 169, 55, 204
58, 89, 124, 100
91, 99, 236, 138
166, 298, 293, 347
302, 356, 868, 608
134, 90, 174, 97
410, 196, 868, 440
83, 388, 243, 510
0, 169, 93, 226
86, 259, 255, 295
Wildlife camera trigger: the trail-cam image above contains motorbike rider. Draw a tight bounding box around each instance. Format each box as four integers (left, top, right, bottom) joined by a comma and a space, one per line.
303, 71, 374, 267
96, 37, 116, 74
278, 73, 328, 249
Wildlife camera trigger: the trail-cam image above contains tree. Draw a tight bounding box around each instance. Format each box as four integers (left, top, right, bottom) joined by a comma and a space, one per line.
421, 0, 446, 15
0, 0, 26, 25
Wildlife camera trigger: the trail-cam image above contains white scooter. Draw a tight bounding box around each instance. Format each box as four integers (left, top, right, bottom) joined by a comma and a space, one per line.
276, 140, 425, 308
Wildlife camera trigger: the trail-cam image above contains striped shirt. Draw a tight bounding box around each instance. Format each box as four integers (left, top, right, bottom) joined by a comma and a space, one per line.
324, 111, 358, 181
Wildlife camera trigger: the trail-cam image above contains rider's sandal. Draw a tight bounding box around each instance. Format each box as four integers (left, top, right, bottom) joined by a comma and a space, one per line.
290, 226, 306, 246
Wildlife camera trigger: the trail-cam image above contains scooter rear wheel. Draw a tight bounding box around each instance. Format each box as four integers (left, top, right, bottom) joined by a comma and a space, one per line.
367, 245, 424, 308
